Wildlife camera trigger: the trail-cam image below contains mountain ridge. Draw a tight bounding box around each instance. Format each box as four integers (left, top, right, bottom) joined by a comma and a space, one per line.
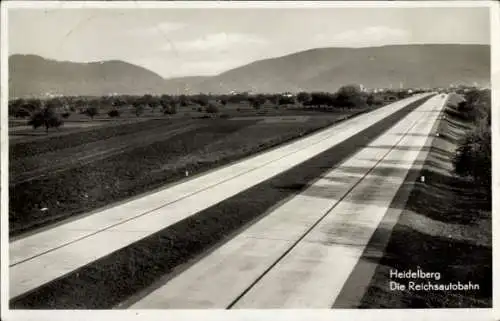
9, 44, 490, 98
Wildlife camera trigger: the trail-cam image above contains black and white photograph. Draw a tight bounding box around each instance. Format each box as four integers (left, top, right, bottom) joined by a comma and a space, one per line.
1, 0, 496, 317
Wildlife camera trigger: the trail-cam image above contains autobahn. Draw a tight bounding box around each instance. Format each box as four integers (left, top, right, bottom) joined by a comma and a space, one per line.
128, 93, 447, 308
10, 92, 446, 308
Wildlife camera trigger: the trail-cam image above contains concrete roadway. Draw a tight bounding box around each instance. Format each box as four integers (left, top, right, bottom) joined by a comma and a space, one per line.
9, 93, 431, 299
130, 94, 447, 309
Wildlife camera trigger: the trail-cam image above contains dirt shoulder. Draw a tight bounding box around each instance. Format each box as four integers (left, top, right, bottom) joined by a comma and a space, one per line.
335, 98, 492, 308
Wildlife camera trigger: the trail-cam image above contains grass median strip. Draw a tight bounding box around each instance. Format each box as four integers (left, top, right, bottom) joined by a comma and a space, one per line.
10, 96, 432, 309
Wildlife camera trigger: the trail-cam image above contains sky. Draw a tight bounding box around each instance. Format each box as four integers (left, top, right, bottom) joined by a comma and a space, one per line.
8, 6, 491, 79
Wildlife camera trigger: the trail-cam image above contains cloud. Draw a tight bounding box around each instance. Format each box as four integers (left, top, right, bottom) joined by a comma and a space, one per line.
316, 26, 410, 47
152, 21, 186, 33
130, 21, 186, 37
166, 32, 268, 53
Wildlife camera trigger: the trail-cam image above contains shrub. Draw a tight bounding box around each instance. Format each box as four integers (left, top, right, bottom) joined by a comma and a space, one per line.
206, 104, 219, 114
108, 109, 120, 118
61, 112, 71, 119
453, 120, 491, 188
455, 89, 491, 123
453, 89, 491, 190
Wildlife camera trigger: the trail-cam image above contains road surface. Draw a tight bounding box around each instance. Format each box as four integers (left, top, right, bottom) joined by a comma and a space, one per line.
9, 93, 434, 301
129, 94, 447, 308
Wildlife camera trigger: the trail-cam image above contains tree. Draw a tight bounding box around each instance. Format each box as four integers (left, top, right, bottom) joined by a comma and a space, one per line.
178, 95, 189, 107
149, 100, 160, 114
163, 102, 177, 115
268, 94, 280, 106
206, 103, 219, 114
192, 94, 209, 107
366, 94, 383, 106
160, 95, 172, 110
309, 92, 334, 108
112, 97, 127, 109
334, 85, 366, 109
279, 95, 295, 106
160, 94, 173, 103
85, 106, 99, 120
143, 94, 154, 104
73, 98, 87, 112
28, 107, 63, 133
250, 99, 262, 110
297, 92, 311, 105
249, 95, 267, 110
133, 102, 145, 117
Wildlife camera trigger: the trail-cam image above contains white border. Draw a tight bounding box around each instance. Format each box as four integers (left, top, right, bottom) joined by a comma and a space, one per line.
1, 1, 498, 321
491, 1, 500, 320
1, 1, 9, 320
1, 0, 495, 9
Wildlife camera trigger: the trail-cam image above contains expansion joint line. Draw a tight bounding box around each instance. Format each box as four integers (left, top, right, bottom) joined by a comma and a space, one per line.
226, 108, 429, 309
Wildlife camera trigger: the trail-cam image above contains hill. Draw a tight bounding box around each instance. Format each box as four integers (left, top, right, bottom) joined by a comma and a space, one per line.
183, 44, 490, 93
9, 44, 490, 98
9, 55, 168, 98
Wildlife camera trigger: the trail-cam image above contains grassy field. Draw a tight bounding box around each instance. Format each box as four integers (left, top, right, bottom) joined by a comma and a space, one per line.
10, 96, 432, 309
10, 105, 370, 236
8, 101, 353, 144
356, 95, 492, 308
10, 118, 183, 157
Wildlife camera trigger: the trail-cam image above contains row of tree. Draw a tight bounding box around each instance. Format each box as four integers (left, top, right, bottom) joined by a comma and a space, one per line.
10, 86, 420, 119
11, 85, 421, 133
452, 89, 491, 191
